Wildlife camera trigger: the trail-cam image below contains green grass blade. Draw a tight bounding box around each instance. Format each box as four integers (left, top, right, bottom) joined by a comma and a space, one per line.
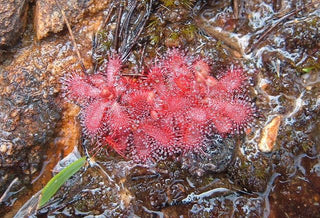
302, 66, 315, 73
38, 156, 86, 208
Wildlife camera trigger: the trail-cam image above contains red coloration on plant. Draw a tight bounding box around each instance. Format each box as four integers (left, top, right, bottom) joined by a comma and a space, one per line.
62, 50, 256, 163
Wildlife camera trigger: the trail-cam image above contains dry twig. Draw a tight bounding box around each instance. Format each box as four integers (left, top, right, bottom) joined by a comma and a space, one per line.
54, 0, 86, 72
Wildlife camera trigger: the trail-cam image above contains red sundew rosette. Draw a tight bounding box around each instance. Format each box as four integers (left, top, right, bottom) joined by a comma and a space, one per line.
62, 50, 257, 163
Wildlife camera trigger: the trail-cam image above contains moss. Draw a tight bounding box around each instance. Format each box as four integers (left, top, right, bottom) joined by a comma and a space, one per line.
157, 161, 167, 169
169, 32, 180, 40
180, 0, 195, 9
160, 0, 175, 7
150, 34, 160, 45
145, 16, 163, 46
240, 160, 249, 170
181, 24, 197, 41
160, 0, 195, 9
165, 31, 182, 47
147, 17, 160, 29
255, 167, 267, 180
101, 40, 112, 51
301, 141, 313, 153
207, 176, 214, 182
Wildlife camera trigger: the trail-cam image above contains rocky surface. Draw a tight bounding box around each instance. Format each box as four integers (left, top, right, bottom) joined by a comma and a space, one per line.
0, 1, 110, 216
258, 115, 282, 152
0, 0, 28, 48
181, 135, 237, 176
34, 0, 111, 40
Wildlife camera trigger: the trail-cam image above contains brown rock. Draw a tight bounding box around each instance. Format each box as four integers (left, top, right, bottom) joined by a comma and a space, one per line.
258, 115, 282, 152
0, 0, 28, 48
0, 0, 106, 199
54, 102, 81, 157
34, 0, 110, 40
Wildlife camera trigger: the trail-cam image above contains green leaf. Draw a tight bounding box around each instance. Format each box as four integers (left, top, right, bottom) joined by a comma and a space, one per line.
302, 66, 315, 73
38, 156, 86, 208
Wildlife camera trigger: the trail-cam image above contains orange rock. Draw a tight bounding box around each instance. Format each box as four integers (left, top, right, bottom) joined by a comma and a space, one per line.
54, 102, 81, 157
259, 115, 282, 152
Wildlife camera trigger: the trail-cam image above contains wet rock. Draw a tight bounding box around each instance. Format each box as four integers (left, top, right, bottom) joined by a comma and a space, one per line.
258, 115, 282, 152
228, 155, 272, 192
270, 155, 320, 217
301, 70, 320, 89
52, 102, 81, 161
126, 163, 192, 214
0, 0, 109, 202
0, 0, 28, 48
0, 0, 112, 213
0, 69, 61, 193
34, 0, 110, 40
181, 134, 236, 176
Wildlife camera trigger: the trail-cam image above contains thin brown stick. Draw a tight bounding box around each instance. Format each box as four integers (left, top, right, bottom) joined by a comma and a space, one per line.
114, 1, 124, 51
54, 0, 86, 72
100, 1, 116, 31
233, 0, 239, 19
138, 43, 147, 73
272, 0, 281, 12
